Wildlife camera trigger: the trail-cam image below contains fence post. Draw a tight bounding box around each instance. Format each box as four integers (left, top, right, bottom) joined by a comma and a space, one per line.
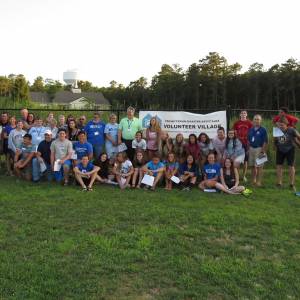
226, 105, 231, 130
117, 110, 120, 123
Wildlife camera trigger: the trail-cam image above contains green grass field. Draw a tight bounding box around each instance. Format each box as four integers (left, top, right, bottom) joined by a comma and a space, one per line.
1, 171, 300, 299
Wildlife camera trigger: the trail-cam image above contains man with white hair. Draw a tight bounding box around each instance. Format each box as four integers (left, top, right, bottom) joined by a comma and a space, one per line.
32, 129, 54, 182
118, 106, 143, 161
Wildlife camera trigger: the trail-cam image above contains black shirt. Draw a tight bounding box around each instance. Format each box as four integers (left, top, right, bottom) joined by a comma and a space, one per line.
37, 140, 53, 164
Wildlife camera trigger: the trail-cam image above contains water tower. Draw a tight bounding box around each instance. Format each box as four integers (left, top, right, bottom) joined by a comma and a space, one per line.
63, 69, 81, 93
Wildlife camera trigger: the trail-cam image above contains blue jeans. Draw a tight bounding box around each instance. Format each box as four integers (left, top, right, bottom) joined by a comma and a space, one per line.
53, 159, 72, 182
32, 158, 53, 182
92, 144, 104, 160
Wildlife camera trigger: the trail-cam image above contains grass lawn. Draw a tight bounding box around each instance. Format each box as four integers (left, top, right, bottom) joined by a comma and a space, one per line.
1, 172, 300, 299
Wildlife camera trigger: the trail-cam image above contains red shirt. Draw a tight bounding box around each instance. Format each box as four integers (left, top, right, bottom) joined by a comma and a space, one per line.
233, 120, 253, 146
273, 114, 298, 128
185, 143, 201, 161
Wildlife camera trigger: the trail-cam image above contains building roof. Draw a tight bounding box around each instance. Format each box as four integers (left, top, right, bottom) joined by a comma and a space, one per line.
30, 91, 110, 106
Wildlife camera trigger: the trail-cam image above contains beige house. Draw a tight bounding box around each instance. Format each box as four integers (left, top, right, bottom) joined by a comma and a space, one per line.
30, 91, 111, 109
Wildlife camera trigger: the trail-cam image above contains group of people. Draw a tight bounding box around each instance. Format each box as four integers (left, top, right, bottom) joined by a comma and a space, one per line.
0, 106, 299, 194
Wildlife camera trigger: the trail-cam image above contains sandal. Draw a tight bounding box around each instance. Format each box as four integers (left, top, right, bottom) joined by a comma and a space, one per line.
87, 187, 93, 192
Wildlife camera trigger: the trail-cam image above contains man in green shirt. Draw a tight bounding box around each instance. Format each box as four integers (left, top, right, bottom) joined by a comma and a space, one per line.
118, 106, 142, 160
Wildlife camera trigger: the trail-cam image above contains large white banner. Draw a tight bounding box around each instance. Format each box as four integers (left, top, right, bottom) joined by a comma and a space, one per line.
139, 110, 227, 138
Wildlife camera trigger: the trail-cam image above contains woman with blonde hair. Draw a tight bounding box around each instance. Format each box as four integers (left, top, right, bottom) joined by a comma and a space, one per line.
146, 117, 161, 159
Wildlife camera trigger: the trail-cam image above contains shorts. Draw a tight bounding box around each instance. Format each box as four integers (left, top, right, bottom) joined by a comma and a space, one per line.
18, 159, 32, 176
248, 147, 262, 167
234, 154, 245, 164
276, 148, 295, 166
54, 159, 72, 182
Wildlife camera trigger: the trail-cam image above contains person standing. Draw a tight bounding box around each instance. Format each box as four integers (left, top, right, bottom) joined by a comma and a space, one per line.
104, 113, 119, 159
84, 112, 106, 160
273, 107, 298, 128
233, 110, 253, 181
50, 128, 73, 185
274, 116, 300, 189
248, 115, 268, 187
28, 116, 47, 150
118, 107, 143, 161
8, 120, 26, 156
212, 127, 226, 163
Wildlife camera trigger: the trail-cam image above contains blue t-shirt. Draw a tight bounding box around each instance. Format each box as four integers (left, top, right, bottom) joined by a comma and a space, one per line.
203, 163, 221, 180
248, 126, 268, 148
146, 161, 164, 177
104, 123, 119, 145
77, 161, 94, 173
3, 125, 15, 136
179, 163, 198, 176
84, 120, 106, 146
73, 141, 93, 160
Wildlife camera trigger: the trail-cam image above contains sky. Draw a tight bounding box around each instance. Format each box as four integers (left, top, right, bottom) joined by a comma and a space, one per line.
0, 0, 299, 87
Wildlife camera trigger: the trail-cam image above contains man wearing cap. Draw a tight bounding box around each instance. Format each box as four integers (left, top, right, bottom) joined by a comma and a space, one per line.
118, 106, 143, 161
32, 129, 54, 182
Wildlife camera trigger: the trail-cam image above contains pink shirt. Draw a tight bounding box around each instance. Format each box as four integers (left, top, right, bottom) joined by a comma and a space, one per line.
147, 131, 158, 151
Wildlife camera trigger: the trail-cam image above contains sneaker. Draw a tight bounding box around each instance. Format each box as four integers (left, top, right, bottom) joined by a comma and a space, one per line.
242, 188, 253, 197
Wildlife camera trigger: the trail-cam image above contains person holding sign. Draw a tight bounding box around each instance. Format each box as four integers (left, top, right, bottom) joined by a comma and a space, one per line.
274, 116, 300, 189
118, 107, 143, 161
74, 155, 100, 191
142, 153, 165, 190
247, 115, 268, 187
84, 112, 106, 160
50, 128, 73, 185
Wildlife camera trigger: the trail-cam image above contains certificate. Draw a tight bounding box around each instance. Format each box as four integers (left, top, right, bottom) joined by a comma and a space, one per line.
273, 127, 284, 137
141, 174, 155, 186
171, 176, 180, 184
54, 160, 61, 172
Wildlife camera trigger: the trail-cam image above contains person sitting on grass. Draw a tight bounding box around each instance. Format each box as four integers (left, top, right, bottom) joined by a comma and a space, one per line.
164, 152, 179, 190
131, 150, 146, 188
142, 153, 165, 190
132, 130, 147, 152
14, 133, 35, 181
113, 152, 134, 190
74, 155, 99, 191
50, 128, 73, 186
94, 152, 111, 184
215, 158, 246, 195
274, 116, 300, 189
179, 154, 198, 191
199, 152, 221, 191
223, 129, 245, 169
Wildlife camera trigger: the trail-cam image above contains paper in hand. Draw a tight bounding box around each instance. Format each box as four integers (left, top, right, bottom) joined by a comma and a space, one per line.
141, 174, 155, 186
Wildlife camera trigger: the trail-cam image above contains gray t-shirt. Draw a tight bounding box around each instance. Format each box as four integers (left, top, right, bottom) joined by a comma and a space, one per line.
50, 139, 73, 160
275, 127, 298, 153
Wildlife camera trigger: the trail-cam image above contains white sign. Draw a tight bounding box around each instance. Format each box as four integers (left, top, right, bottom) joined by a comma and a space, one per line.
139, 111, 227, 138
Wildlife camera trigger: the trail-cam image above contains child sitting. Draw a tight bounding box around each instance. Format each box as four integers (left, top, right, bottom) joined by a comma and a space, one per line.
142, 153, 165, 190
179, 154, 198, 191
113, 152, 134, 189
132, 150, 146, 188
164, 152, 179, 190
199, 152, 221, 191
73, 155, 100, 191
216, 158, 246, 194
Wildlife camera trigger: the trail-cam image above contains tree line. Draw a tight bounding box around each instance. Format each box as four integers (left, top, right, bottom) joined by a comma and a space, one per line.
1, 52, 300, 110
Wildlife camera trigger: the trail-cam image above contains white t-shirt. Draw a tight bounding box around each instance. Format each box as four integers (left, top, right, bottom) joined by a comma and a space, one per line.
132, 138, 147, 150
120, 159, 133, 174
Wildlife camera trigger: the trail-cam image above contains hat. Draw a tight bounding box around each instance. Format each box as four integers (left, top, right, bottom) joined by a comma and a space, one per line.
44, 130, 52, 135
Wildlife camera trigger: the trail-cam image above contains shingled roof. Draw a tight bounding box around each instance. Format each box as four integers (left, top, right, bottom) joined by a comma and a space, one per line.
30, 91, 110, 105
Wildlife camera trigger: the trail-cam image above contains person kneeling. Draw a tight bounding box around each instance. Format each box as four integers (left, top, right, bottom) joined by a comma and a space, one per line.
74, 156, 99, 191
113, 152, 134, 189
215, 158, 245, 195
